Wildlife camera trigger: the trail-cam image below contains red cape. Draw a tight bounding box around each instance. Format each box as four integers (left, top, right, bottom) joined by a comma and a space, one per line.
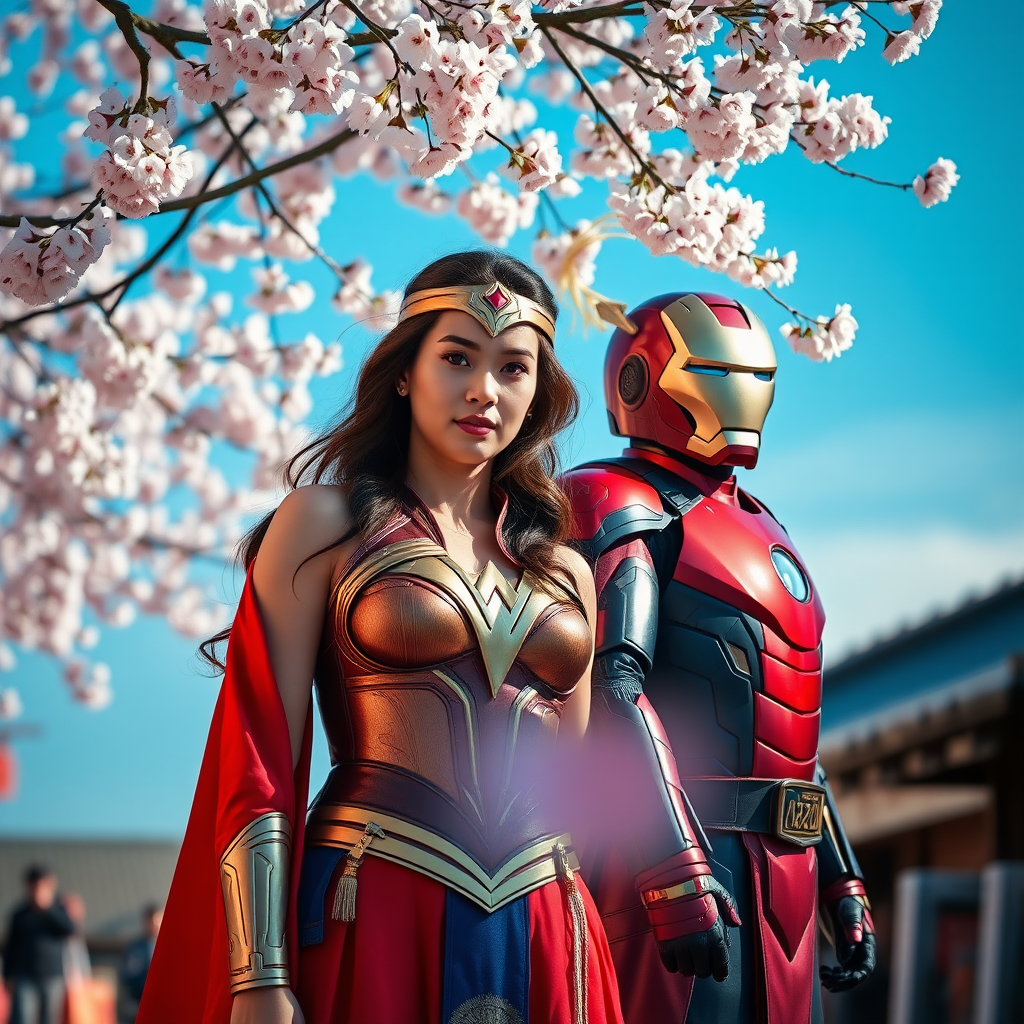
137, 572, 312, 1024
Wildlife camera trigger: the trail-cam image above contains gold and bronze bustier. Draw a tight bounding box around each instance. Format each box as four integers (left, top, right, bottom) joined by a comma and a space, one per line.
308, 508, 592, 911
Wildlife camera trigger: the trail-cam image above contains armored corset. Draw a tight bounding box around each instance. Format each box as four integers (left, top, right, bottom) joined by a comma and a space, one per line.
307, 507, 592, 912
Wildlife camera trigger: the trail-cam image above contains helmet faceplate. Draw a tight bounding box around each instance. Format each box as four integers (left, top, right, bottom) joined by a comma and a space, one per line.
604, 292, 777, 468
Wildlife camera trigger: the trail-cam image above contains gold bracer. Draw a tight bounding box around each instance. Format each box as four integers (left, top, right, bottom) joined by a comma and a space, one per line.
219, 812, 291, 993
398, 281, 556, 343
640, 873, 713, 909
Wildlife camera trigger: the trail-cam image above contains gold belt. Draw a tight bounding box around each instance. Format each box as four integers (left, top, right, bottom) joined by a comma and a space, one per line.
306, 803, 579, 913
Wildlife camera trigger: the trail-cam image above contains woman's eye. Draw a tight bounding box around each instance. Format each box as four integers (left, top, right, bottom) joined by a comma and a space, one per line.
502, 362, 528, 376
443, 352, 470, 366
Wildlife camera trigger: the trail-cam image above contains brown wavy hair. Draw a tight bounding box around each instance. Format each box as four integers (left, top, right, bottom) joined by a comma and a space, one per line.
199, 250, 581, 671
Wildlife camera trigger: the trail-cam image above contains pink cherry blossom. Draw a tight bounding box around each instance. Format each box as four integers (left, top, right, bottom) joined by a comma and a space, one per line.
501, 128, 562, 192
398, 179, 454, 215
0, 211, 111, 305
912, 157, 959, 207
687, 92, 758, 164
0, 0, 957, 706
894, 0, 941, 39
247, 264, 315, 315
456, 175, 537, 245
0, 686, 22, 719
883, 30, 921, 64
781, 303, 858, 362
792, 7, 865, 64
175, 58, 235, 106
0, 97, 29, 141
154, 266, 207, 304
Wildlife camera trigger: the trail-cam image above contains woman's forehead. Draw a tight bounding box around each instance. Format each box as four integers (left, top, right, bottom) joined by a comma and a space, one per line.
428, 310, 541, 355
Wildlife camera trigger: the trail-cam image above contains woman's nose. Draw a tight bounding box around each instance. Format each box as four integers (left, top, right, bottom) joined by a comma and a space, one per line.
467, 370, 500, 405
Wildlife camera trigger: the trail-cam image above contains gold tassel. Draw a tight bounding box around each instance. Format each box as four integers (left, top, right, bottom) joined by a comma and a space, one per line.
542, 215, 636, 336
331, 822, 385, 923
555, 843, 589, 1024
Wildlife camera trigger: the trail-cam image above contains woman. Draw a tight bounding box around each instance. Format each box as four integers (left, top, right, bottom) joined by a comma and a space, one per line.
137, 251, 624, 1024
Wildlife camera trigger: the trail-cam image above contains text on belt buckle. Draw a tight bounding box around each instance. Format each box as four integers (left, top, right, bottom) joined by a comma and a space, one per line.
774, 780, 825, 847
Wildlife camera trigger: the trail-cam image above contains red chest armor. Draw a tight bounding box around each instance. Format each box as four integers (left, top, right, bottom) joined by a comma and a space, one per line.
567, 449, 827, 786
670, 483, 825, 781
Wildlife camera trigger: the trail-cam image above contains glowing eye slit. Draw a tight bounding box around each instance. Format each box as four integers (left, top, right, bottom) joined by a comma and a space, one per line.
685, 364, 729, 376
754, 371, 774, 381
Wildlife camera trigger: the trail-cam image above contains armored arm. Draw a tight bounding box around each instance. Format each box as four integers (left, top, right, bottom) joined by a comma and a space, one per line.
219, 812, 292, 993
565, 463, 739, 979
590, 537, 739, 981
591, 537, 709, 871
814, 763, 876, 992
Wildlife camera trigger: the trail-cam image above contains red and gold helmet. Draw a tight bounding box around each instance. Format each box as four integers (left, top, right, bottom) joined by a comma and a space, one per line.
604, 292, 777, 469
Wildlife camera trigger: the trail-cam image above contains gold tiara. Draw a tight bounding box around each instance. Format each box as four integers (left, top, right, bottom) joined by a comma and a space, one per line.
397, 282, 556, 343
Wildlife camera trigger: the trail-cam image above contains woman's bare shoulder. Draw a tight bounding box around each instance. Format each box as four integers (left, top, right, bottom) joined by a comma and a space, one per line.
260, 484, 353, 571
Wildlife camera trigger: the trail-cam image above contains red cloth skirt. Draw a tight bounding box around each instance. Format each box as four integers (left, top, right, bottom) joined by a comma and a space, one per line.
295, 855, 624, 1024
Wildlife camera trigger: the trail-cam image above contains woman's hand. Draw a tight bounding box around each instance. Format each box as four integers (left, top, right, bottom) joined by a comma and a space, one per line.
229, 987, 305, 1024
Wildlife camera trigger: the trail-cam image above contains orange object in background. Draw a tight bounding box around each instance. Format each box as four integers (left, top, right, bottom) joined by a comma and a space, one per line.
0, 742, 17, 800
65, 977, 117, 1024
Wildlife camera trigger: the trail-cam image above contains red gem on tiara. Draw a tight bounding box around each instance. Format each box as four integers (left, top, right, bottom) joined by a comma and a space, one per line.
483, 284, 511, 310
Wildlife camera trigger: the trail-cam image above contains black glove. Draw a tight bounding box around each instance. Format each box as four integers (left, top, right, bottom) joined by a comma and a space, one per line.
649, 877, 741, 983
819, 894, 876, 993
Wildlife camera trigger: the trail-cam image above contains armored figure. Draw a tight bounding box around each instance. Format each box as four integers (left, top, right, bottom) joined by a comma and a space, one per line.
563, 292, 875, 1024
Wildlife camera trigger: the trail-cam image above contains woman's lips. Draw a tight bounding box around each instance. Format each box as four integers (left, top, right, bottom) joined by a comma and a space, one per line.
456, 416, 496, 436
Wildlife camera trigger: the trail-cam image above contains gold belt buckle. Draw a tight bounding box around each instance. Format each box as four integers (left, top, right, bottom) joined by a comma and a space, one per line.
774, 780, 825, 847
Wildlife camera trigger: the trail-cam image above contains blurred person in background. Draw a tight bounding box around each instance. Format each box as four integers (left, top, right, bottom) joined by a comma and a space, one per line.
117, 904, 162, 1024
1, 865, 76, 1024
60, 893, 91, 982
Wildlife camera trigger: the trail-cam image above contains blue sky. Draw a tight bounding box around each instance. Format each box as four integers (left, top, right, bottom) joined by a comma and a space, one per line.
2, 2, 1022, 835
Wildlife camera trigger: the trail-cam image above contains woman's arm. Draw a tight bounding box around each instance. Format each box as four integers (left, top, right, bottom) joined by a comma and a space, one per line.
229, 485, 351, 1024
554, 545, 598, 740
251, 484, 352, 767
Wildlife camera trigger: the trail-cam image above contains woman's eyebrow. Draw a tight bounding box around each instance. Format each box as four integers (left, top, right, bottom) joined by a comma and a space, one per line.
436, 334, 480, 349
436, 335, 536, 360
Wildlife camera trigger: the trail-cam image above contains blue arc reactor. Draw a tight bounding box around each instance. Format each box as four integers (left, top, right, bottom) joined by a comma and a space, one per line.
771, 547, 810, 602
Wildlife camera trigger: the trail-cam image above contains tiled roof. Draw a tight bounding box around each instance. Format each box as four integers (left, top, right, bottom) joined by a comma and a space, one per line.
828, 575, 1024, 676
0, 838, 179, 944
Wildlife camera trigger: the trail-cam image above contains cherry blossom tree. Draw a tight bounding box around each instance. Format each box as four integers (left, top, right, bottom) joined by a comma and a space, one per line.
0, 0, 956, 715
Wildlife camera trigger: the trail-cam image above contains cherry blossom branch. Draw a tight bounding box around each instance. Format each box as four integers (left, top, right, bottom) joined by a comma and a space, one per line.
285, 0, 331, 31
95, 0, 154, 104
72, 496, 232, 563
160, 123, 356, 212
819, 160, 913, 189
0, 119, 260, 329
542, 27, 670, 190
757, 282, 847, 340
209, 102, 348, 282
553, 21, 724, 112
554, 23, 654, 84
790, 134, 913, 189
847, 1, 897, 36
760, 284, 808, 322
337, 0, 408, 70
135, 536, 231, 564
535, 3, 648, 27
0, 121, 358, 231
126, 12, 210, 49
